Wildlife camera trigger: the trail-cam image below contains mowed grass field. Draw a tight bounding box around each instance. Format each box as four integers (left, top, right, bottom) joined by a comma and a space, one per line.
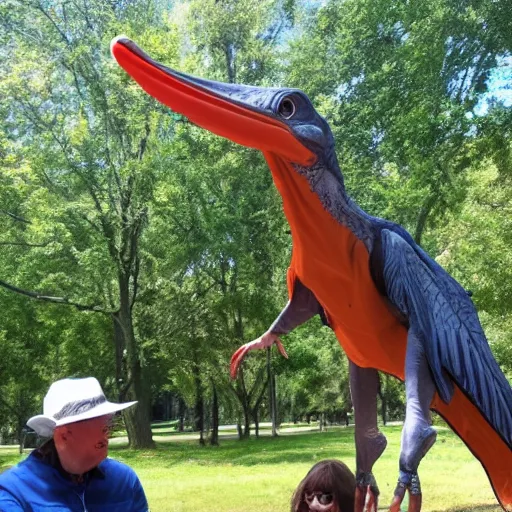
0, 425, 503, 512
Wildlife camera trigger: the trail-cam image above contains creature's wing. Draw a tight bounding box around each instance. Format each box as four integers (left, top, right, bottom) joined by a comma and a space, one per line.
381, 229, 512, 448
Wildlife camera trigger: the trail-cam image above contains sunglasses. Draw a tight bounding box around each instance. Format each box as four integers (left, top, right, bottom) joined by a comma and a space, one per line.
304, 491, 334, 506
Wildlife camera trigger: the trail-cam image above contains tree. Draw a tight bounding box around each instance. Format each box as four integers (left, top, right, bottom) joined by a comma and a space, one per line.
142, 0, 298, 439
0, 0, 183, 447
276, 318, 352, 427
435, 155, 512, 380
1, 0, 508, 447
287, 0, 511, 244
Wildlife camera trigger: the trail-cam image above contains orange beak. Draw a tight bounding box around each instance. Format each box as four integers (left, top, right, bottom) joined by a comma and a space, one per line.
111, 36, 316, 166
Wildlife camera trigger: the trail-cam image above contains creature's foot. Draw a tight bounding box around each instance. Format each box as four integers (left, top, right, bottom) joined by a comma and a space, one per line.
355, 472, 379, 512
388, 471, 422, 512
389, 428, 436, 512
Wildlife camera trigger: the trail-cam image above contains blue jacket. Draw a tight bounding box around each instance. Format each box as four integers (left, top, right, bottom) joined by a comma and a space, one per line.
0, 452, 149, 511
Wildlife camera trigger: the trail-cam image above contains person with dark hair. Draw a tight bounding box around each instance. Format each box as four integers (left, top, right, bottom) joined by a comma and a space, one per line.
291, 460, 376, 512
0, 377, 149, 511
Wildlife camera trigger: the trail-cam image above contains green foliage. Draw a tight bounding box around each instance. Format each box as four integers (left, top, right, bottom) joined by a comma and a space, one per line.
277, 319, 351, 422
435, 160, 512, 379
287, 0, 511, 242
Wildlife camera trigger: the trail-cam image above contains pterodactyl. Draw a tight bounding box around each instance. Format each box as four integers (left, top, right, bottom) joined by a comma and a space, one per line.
111, 37, 512, 512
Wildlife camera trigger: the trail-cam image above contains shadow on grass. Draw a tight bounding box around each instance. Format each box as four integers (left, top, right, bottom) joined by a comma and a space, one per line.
432, 505, 501, 512
108, 425, 474, 473
109, 428, 364, 468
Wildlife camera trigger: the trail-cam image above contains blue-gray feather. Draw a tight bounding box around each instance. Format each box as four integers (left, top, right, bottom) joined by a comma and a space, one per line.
381, 229, 512, 448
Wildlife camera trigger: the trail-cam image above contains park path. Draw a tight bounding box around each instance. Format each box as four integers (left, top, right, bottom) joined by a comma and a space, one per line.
108, 421, 405, 446
0, 421, 405, 450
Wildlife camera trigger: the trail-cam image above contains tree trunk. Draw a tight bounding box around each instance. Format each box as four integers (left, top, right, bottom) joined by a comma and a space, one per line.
178, 397, 186, 432
243, 403, 251, 438
234, 369, 252, 439
267, 348, 278, 437
164, 392, 171, 421
122, 361, 154, 449
414, 195, 436, 245
224, 42, 236, 84
193, 360, 205, 446
210, 382, 219, 446
381, 395, 387, 425
249, 373, 269, 441
271, 373, 278, 436
113, 314, 126, 400
253, 409, 259, 438
231, 366, 269, 440
114, 273, 154, 449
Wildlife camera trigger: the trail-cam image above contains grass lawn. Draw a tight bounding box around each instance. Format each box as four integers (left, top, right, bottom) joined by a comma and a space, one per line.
0, 426, 502, 512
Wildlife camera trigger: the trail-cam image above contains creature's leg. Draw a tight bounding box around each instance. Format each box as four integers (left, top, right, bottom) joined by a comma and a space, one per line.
389, 328, 437, 512
350, 362, 388, 512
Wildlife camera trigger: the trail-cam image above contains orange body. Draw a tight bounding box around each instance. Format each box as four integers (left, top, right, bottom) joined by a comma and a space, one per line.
265, 152, 512, 510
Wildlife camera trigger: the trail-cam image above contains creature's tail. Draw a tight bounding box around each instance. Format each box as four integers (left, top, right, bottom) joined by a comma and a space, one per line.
432, 385, 512, 511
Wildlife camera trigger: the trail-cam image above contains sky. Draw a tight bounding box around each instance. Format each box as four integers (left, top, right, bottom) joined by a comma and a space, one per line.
475, 56, 512, 115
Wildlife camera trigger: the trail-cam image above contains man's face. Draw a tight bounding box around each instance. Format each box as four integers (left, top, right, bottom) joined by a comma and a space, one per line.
54, 414, 113, 474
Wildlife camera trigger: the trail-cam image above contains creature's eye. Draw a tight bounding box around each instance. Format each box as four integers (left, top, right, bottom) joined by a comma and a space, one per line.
277, 97, 296, 119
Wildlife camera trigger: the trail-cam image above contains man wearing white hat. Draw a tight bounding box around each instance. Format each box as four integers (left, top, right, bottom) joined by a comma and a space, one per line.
0, 377, 149, 511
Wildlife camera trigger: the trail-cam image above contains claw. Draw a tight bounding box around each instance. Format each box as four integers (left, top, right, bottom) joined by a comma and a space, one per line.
389, 472, 422, 512
355, 484, 377, 512
407, 495, 421, 512
230, 345, 251, 379
389, 490, 403, 512
355, 472, 379, 512
229, 333, 288, 379
389, 491, 422, 512
365, 485, 377, 512
275, 338, 288, 359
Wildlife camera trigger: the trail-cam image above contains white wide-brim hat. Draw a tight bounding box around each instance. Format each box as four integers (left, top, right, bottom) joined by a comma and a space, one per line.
27, 377, 137, 438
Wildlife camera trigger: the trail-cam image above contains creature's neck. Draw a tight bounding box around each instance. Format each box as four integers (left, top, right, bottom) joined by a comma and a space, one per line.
292, 158, 375, 251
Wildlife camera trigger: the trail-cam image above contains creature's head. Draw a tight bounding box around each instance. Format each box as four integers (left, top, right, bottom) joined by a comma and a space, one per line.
111, 37, 339, 174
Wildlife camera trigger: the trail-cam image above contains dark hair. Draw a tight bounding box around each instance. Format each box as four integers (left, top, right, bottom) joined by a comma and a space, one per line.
291, 460, 356, 512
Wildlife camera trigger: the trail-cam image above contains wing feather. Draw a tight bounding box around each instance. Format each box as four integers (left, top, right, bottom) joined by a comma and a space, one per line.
381, 229, 512, 448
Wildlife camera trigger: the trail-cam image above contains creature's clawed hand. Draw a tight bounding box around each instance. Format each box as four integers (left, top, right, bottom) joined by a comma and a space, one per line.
230, 332, 288, 379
